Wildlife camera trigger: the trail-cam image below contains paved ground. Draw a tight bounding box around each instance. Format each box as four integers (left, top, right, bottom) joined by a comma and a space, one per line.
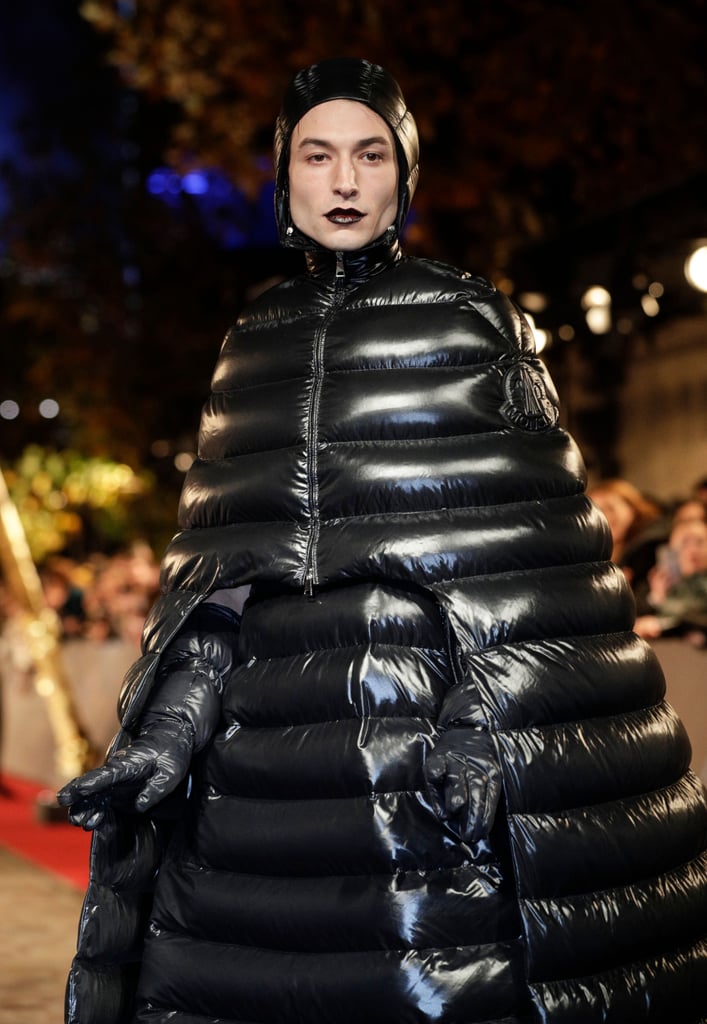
0, 846, 83, 1024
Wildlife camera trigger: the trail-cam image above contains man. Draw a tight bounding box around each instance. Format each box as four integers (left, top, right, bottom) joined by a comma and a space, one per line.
59, 58, 707, 1023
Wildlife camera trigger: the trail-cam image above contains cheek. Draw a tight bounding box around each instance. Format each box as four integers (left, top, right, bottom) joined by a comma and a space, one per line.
288, 180, 314, 222
288, 165, 312, 205
379, 180, 399, 220
388, 174, 399, 205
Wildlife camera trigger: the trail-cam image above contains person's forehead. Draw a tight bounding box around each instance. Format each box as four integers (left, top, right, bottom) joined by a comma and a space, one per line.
673, 521, 707, 545
291, 99, 394, 146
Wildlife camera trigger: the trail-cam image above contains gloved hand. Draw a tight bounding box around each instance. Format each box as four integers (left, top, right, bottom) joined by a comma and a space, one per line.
57, 602, 240, 830
57, 718, 197, 829
424, 727, 501, 842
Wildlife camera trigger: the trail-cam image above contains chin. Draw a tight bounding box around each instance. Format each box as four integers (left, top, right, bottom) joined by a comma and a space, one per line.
323, 230, 376, 251
331, 238, 368, 251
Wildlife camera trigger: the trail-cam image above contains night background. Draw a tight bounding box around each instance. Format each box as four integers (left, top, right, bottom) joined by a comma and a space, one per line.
2, 0, 707, 559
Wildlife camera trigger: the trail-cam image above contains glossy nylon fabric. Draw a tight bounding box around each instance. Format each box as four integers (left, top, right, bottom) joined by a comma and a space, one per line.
135, 581, 528, 1023
66, 242, 707, 1023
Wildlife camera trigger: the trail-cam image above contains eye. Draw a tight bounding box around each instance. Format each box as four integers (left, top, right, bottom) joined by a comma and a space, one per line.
306, 152, 329, 163
361, 151, 384, 163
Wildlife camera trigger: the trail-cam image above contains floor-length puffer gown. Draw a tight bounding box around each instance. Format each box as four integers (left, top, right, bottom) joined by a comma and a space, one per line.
133, 581, 529, 1023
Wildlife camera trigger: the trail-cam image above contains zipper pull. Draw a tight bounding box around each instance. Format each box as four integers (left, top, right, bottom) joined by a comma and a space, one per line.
335, 251, 345, 281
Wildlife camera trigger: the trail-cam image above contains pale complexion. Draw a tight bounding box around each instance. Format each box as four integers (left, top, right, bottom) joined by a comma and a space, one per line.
288, 99, 399, 251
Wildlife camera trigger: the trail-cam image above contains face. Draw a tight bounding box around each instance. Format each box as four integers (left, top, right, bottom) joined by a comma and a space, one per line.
288, 99, 399, 251
670, 520, 707, 577
672, 500, 706, 525
589, 489, 635, 544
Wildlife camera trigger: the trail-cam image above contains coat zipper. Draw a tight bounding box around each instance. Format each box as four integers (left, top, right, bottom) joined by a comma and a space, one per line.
303, 251, 347, 596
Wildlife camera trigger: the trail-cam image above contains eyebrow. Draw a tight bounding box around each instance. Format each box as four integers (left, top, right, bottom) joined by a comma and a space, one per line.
296, 135, 393, 151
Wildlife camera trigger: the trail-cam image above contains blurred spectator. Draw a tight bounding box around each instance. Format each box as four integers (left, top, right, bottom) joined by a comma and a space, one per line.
693, 477, 707, 505
39, 558, 87, 638
1, 544, 159, 786
671, 498, 707, 526
35, 542, 160, 648
587, 477, 666, 611
81, 542, 160, 648
635, 517, 707, 647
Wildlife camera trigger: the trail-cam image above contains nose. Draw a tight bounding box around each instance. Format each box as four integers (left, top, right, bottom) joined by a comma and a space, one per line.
333, 158, 359, 199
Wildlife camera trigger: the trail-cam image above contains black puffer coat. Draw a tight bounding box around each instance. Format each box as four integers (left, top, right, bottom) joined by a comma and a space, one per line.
67, 240, 707, 1024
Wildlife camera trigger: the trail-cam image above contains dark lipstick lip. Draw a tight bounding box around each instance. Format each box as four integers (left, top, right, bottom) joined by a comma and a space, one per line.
325, 208, 365, 220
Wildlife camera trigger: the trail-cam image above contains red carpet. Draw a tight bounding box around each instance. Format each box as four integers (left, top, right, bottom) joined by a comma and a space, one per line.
0, 774, 90, 890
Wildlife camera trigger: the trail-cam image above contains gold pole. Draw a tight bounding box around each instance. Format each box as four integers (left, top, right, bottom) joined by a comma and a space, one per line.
0, 468, 94, 783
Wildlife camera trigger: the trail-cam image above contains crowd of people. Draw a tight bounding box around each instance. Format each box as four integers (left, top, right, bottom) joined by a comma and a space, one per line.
40, 542, 161, 650
588, 474, 707, 647
0, 540, 162, 652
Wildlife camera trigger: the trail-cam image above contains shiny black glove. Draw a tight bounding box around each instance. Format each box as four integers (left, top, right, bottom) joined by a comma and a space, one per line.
424, 726, 501, 842
57, 602, 239, 829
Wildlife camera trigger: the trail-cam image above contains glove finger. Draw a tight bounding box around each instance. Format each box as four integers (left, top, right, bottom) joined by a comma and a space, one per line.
66, 758, 155, 801
58, 766, 119, 802
445, 767, 484, 842
461, 770, 497, 842
480, 767, 502, 834
134, 773, 177, 812
133, 747, 191, 811
427, 787, 448, 820
446, 767, 469, 816
462, 777, 483, 841
423, 760, 448, 819
424, 753, 446, 784
78, 808, 105, 831
67, 797, 106, 831
57, 776, 93, 805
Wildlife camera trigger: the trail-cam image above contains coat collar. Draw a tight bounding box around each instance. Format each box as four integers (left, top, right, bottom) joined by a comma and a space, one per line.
302, 227, 401, 285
